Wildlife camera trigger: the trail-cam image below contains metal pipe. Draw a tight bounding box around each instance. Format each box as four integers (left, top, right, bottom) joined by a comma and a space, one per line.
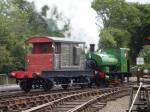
129, 82, 143, 112
89, 44, 95, 52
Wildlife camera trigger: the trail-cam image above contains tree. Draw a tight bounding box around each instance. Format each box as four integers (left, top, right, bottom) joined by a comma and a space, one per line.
0, 0, 70, 73
0, 46, 13, 73
99, 27, 130, 48
138, 45, 150, 69
129, 4, 150, 62
92, 0, 150, 64
139, 46, 150, 63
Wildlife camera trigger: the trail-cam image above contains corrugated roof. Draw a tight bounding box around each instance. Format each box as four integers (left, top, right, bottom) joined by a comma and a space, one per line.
27, 36, 85, 44
47, 36, 85, 44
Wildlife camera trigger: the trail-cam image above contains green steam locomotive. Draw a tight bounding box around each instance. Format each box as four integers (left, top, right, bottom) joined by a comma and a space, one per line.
86, 45, 131, 86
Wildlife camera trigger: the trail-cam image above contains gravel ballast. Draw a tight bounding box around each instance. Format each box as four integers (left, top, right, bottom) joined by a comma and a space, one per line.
99, 96, 130, 112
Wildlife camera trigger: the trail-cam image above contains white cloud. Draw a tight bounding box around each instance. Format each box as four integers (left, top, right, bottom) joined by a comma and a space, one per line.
26, 0, 150, 49
27, 0, 100, 48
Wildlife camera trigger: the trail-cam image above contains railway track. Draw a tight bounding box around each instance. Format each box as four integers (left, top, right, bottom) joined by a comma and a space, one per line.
0, 86, 89, 100
0, 82, 135, 112
0, 88, 98, 112
0, 89, 44, 100
22, 87, 130, 112
0, 81, 134, 99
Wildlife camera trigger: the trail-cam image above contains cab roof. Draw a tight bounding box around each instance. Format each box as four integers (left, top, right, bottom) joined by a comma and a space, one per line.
26, 36, 85, 44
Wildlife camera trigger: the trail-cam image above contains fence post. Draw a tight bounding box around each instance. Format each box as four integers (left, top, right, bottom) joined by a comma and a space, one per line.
6, 75, 9, 85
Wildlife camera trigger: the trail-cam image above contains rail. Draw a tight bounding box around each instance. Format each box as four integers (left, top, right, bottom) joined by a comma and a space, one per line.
22, 87, 129, 112
22, 90, 101, 112
66, 89, 128, 112
0, 89, 96, 112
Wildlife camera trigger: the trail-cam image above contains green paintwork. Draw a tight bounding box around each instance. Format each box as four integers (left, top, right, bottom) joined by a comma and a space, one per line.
86, 48, 130, 73
87, 52, 118, 66
120, 48, 130, 72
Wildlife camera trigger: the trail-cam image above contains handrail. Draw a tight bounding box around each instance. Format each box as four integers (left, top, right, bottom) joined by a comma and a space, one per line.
128, 82, 143, 112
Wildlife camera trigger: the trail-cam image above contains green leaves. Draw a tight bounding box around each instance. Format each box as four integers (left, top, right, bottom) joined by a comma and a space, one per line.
99, 28, 117, 48
0, 0, 70, 73
92, 0, 150, 64
139, 46, 150, 63
0, 46, 12, 73
99, 27, 130, 48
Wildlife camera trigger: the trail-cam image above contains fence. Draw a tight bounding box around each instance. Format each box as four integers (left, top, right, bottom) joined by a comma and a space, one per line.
0, 74, 16, 85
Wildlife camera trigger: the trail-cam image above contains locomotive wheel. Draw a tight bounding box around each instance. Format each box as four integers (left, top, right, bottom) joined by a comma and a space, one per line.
61, 85, 68, 90
20, 81, 24, 90
95, 73, 101, 87
43, 79, 53, 92
79, 76, 88, 88
80, 84, 87, 88
19, 80, 32, 93
61, 78, 70, 90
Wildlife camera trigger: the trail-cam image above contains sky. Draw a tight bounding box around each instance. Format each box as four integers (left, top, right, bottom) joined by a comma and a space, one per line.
27, 0, 100, 48
127, 0, 150, 3
27, 0, 150, 48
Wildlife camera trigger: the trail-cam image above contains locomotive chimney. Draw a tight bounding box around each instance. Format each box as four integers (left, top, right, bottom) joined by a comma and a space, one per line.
90, 44, 95, 52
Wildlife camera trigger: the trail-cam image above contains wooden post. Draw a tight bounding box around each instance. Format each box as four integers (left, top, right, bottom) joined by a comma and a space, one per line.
137, 68, 143, 85
137, 72, 140, 85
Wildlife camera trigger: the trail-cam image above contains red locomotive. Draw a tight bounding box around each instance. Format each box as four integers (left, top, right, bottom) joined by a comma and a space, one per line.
10, 36, 93, 92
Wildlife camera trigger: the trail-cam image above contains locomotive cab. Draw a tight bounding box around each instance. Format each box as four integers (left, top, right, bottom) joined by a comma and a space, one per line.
26, 37, 86, 74
26, 39, 54, 75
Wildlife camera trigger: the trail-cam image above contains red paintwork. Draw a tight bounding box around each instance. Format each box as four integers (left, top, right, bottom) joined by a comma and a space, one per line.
27, 54, 53, 73
11, 36, 56, 79
10, 53, 53, 79
10, 71, 33, 78
26, 37, 54, 43
33, 43, 52, 54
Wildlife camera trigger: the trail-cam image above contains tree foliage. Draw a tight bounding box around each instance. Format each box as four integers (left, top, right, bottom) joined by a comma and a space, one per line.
92, 0, 150, 64
99, 27, 130, 48
139, 46, 150, 64
0, 0, 70, 73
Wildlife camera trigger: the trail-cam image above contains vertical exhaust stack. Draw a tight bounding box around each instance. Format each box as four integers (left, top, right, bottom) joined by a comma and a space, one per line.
90, 44, 95, 52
